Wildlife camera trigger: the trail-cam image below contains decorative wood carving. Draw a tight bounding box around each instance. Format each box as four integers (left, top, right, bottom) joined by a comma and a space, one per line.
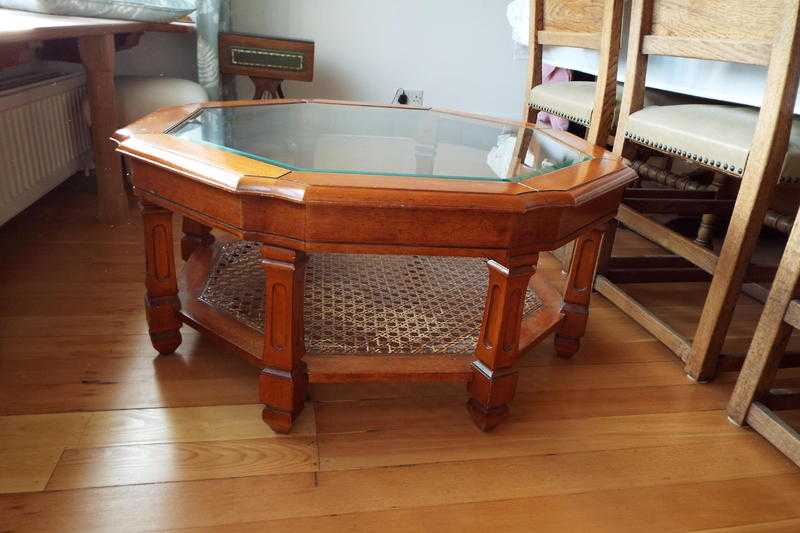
259, 245, 309, 433
555, 227, 605, 358
141, 201, 182, 355
467, 256, 538, 431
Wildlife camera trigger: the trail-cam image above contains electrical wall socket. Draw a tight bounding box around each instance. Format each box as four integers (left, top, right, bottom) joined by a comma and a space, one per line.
393, 88, 424, 106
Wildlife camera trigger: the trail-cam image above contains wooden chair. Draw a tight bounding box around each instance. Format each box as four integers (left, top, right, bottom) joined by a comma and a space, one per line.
516, 0, 623, 266
727, 210, 800, 466
597, 0, 800, 382
521, 0, 623, 148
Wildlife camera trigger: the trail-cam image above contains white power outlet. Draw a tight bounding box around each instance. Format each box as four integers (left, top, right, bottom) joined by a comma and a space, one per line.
393, 88, 424, 106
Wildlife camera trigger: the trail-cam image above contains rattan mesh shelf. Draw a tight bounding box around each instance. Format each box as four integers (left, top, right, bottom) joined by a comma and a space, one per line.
199, 240, 543, 354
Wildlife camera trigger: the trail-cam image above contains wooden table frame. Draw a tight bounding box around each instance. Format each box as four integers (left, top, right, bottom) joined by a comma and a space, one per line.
0, 8, 194, 224
114, 99, 636, 433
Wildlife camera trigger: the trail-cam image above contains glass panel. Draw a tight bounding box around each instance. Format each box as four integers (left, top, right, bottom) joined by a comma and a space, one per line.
169, 103, 591, 182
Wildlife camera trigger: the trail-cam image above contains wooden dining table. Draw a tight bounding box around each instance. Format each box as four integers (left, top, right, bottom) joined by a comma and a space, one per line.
0, 8, 194, 224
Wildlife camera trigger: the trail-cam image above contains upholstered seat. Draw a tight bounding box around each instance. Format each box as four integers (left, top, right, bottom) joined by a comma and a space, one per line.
116, 76, 209, 125
624, 104, 800, 183
530, 81, 694, 128
531, 81, 612, 126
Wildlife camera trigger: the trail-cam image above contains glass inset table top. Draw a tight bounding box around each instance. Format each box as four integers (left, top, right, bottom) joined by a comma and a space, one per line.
169, 102, 591, 182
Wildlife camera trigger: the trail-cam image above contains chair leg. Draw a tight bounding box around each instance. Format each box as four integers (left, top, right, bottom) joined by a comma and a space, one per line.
685, 180, 784, 382
694, 173, 729, 249
728, 214, 800, 424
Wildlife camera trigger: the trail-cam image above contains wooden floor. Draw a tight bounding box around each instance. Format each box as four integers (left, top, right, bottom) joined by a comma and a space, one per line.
2, 177, 800, 532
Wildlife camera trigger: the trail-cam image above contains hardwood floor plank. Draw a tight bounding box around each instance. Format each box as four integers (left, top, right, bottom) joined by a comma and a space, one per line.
0, 413, 90, 449
694, 518, 800, 532
0, 413, 90, 493
47, 437, 317, 490
315, 382, 731, 433
159, 474, 800, 533
309, 360, 724, 404
77, 404, 315, 448
0, 439, 794, 531
316, 410, 746, 472
0, 447, 65, 494
0, 377, 258, 416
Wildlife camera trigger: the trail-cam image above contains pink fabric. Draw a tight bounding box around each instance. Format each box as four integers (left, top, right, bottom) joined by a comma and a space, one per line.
536, 64, 572, 131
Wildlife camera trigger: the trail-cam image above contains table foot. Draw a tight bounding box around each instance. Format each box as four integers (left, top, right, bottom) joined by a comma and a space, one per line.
554, 330, 582, 359
145, 295, 182, 355
260, 363, 308, 434
467, 361, 517, 431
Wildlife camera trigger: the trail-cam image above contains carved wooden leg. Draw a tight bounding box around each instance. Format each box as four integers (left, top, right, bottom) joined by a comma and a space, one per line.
180, 217, 215, 261
467, 255, 538, 431
141, 201, 182, 355
555, 227, 605, 359
259, 246, 308, 434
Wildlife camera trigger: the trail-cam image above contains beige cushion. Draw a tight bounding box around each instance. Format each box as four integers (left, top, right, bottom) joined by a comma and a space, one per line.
115, 76, 208, 126
624, 104, 800, 183
531, 81, 602, 126
530, 81, 693, 128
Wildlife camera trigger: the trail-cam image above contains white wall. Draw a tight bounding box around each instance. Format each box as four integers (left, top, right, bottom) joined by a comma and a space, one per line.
232, 0, 527, 119
116, 32, 197, 80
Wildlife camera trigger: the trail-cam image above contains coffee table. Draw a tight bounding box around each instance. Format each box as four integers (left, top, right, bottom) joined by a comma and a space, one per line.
114, 100, 636, 433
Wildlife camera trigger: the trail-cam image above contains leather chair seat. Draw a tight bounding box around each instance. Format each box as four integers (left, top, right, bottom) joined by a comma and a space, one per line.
624, 104, 800, 184
530, 81, 693, 128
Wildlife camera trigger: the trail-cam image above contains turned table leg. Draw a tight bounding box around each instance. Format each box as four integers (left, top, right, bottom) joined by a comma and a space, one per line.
180, 217, 215, 261
259, 245, 309, 433
467, 255, 538, 431
555, 227, 605, 358
140, 201, 182, 355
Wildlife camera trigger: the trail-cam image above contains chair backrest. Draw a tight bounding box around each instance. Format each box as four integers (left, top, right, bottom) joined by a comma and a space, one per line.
614, 0, 800, 185
523, 0, 624, 146
643, 1, 786, 67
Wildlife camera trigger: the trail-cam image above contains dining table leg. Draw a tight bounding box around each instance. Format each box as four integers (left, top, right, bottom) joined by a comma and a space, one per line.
79, 34, 129, 225
259, 245, 309, 433
467, 254, 538, 431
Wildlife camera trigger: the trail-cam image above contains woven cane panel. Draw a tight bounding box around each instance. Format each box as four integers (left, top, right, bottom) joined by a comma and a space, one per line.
199, 241, 543, 355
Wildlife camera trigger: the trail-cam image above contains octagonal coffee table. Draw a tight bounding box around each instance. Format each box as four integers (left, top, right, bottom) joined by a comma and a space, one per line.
114, 99, 636, 433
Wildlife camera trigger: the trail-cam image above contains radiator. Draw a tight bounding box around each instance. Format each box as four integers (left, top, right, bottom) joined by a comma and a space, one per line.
0, 61, 91, 226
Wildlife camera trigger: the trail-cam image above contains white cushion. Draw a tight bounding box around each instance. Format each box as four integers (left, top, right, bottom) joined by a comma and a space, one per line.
115, 76, 208, 126
624, 104, 800, 183
0, 0, 196, 23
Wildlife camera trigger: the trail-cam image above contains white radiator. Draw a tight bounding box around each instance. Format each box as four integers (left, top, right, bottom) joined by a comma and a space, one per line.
0, 61, 91, 226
